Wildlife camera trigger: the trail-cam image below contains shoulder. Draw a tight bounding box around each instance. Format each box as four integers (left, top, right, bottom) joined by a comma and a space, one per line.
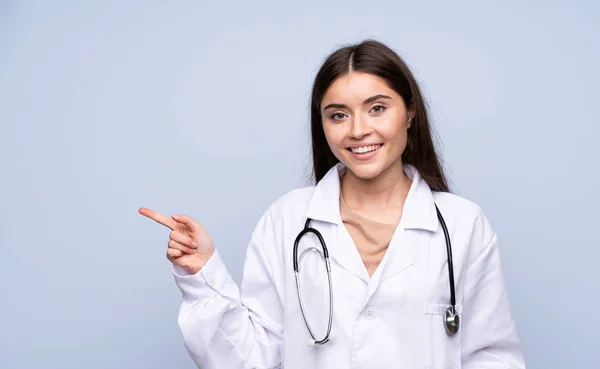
261, 185, 316, 222
251, 185, 316, 236
432, 191, 483, 219
269, 185, 316, 214
431, 191, 496, 246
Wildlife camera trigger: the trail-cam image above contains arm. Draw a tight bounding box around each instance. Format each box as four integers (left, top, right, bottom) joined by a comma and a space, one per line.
461, 209, 526, 368
172, 211, 284, 369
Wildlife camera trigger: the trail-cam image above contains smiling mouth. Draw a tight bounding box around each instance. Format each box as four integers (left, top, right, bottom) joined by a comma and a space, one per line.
347, 144, 383, 154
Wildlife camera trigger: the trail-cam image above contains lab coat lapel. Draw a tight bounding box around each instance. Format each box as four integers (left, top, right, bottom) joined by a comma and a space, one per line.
334, 224, 370, 282
380, 164, 439, 282
304, 163, 369, 282
379, 227, 413, 283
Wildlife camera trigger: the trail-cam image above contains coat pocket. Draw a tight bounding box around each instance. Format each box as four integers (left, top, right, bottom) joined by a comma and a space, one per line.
423, 303, 462, 369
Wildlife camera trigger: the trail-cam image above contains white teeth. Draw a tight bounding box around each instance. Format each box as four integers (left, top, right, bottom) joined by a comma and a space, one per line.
351, 145, 381, 154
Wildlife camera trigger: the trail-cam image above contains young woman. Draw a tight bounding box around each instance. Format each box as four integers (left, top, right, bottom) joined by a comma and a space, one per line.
140, 40, 525, 369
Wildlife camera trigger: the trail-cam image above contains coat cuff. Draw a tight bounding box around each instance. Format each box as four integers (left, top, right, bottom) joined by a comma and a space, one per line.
172, 250, 240, 301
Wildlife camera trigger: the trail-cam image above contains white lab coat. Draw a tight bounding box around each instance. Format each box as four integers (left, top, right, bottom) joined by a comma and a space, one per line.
172, 163, 526, 369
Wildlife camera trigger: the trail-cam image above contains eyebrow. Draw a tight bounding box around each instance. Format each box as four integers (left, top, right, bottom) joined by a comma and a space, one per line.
322, 94, 392, 112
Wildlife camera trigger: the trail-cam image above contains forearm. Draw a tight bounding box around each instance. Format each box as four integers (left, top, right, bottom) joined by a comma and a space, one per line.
173, 250, 282, 369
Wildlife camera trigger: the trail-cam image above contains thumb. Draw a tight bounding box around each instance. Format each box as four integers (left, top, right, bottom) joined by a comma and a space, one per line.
172, 214, 202, 233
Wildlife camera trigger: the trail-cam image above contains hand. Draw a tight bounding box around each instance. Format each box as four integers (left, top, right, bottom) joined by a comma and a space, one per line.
139, 207, 215, 274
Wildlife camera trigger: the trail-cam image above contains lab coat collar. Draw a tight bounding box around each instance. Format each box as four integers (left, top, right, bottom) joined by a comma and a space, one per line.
401, 164, 440, 233
304, 162, 439, 233
304, 163, 345, 225
304, 162, 439, 284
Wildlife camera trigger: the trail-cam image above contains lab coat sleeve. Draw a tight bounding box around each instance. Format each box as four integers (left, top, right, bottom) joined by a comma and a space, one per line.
461, 209, 526, 369
172, 211, 284, 369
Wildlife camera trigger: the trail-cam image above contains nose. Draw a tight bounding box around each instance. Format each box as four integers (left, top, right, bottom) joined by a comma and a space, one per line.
350, 114, 371, 139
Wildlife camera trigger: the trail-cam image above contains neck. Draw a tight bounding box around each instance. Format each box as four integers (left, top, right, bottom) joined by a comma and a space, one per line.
340, 161, 412, 212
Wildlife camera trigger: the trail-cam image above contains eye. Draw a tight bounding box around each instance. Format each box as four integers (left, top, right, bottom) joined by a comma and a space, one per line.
370, 104, 386, 114
330, 112, 347, 121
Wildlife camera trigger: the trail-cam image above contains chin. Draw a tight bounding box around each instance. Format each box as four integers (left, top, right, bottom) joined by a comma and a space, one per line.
344, 163, 384, 180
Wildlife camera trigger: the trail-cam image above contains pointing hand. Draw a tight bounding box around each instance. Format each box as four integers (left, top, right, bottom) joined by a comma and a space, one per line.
139, 207, 215, 274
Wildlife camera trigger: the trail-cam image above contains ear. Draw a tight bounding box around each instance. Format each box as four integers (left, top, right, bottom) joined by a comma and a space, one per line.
407, 106, 416, 128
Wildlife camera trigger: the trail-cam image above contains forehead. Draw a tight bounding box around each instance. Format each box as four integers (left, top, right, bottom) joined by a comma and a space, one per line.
322, 72, 398, 104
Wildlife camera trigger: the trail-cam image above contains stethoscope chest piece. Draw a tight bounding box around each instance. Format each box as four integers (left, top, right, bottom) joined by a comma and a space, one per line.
444, 306, 460, 335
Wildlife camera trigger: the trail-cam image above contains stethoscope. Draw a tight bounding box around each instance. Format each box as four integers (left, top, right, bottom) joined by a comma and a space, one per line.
293, 203, 459, 346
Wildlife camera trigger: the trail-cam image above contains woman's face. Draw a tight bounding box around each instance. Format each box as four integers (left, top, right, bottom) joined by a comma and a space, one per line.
321, 72, 414, 180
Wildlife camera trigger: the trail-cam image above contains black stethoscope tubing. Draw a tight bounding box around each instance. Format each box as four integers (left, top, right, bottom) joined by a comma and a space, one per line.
293, 203, 459, 346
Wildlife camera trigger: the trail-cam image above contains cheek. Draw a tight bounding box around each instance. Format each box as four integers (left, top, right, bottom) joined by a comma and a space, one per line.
323, 125, 344, 149
381, 122, 408, 143
394, 131, 409, 151
379, 124, 409, 156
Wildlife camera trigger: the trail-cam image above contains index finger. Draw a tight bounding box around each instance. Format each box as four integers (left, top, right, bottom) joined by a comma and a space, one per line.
139, 207, 177, 230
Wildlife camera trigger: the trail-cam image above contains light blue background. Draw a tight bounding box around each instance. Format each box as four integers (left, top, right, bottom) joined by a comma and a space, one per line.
1, 1, 598, 368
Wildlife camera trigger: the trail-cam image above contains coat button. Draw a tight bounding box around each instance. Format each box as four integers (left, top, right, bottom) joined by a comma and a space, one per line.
364, 307, 376, 320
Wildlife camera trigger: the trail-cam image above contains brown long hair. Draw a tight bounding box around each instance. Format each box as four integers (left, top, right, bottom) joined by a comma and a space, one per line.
309, 40, 450, 192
